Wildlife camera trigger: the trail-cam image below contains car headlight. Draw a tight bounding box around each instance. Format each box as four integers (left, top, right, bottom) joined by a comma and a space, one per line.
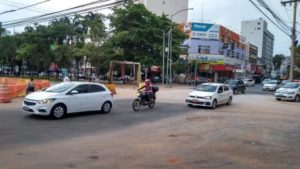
204, 96, 212, 100
287, 92, 295, 94
38, 98, 56, 104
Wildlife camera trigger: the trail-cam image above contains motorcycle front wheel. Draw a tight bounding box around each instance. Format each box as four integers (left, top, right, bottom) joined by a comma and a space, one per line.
132, 98, 141, 111
148, 98, 155, 108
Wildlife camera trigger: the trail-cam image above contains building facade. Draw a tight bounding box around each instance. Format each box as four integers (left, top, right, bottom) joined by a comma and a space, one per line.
137, 0, 188, 23
241, 18, 274, 75
183, 22, 247, 82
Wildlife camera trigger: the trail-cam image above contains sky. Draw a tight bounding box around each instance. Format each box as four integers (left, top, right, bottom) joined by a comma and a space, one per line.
0, 0, 299, 56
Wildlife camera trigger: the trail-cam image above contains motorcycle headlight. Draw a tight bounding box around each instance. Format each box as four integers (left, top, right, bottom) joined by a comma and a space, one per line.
38, 98, 56, 104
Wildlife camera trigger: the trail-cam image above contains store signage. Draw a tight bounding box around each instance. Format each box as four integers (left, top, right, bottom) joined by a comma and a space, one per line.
189, 54, 224, 65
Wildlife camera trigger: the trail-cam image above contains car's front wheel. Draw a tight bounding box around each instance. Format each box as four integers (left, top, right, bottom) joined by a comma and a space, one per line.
50, 104, 66, 119
101, 101, 112, 114
295, 95, 300, 102
211, 100, 217, 109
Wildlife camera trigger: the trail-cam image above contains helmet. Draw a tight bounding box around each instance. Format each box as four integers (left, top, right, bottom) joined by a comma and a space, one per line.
145, 79, 151, 85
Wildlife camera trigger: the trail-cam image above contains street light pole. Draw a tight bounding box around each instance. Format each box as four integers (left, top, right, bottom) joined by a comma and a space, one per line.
168, 8, 193, 86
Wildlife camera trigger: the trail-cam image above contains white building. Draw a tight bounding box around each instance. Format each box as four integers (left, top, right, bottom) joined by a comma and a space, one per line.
136, 0, 189, 23
241, 18, 274, 74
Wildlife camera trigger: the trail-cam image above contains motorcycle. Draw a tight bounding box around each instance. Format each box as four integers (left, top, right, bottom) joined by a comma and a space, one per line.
132, 86, 159, 111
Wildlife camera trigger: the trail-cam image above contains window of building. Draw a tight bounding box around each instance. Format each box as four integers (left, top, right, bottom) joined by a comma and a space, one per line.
257, 27, 261, 30
257, 22, 261, 25
219, 49, 224, 55
226, 50, 230, 57
198, 45, 210, 54
236, 52, 240, 59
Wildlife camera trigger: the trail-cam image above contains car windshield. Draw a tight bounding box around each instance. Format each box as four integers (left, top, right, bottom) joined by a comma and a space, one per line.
195, 84, 218, 92
45, 83, 75, 93
282, 83, 299, 89
225, 80, 237, 85
267, 81, 277, 85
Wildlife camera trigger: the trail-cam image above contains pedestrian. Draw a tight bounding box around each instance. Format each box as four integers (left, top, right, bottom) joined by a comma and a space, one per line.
27, 78, 35, 94
63, 75, 70, 82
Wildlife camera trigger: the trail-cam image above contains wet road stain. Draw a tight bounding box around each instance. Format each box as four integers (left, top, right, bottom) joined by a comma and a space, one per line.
89, 155, 99, 160
67, 163, 76, 168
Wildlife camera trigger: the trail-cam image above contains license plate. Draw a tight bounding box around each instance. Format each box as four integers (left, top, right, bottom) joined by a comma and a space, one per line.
192, 99, 199, 103
23, 106, 30, 111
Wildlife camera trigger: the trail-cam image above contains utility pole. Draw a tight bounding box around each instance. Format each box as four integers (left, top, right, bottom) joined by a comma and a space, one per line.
162, 30, 166, 85
281, 0, 299, 80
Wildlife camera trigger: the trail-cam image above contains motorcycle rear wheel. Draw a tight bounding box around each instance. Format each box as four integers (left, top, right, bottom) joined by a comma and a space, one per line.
132, 99, 141, 111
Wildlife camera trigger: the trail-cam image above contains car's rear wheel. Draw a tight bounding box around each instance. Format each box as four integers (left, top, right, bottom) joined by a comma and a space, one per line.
50, 104, 66, 119
226, 97, 232, 105
295, 95, 300, 102
211, 100, 217, 109
187, 104, 193, 107
101, 101, 112, 114
276, 98, 281, 101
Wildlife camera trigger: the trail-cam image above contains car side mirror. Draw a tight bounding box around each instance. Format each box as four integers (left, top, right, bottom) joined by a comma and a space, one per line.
70, 90, 79, 95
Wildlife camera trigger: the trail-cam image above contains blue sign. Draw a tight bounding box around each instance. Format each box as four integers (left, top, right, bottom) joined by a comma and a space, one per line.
192, 23, 213, 32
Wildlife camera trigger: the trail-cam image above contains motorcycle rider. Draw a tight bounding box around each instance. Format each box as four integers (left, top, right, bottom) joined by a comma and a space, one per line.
139, 79, 153, 102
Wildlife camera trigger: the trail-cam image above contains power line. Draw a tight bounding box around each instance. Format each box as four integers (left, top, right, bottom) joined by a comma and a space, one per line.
2, 0, 113, 24
248, 0, 291, 36
0, 0, 51, 15
256, 0, 291, 32
2, 0, 129, 28
1, 0, 52, 13
0, 1, 50, 14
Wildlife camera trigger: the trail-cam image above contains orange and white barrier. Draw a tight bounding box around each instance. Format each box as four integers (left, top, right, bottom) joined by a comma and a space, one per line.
0, 77, 50, 103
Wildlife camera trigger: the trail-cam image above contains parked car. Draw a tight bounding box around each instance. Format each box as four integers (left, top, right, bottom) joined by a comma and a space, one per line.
185, 83, 233, 109
243, 79, 255, 87
22, 82, 113, 119
224, 79, 246, 94
262, 80, 280, 91
261, 79, 271, 85
275, 82, 300, 102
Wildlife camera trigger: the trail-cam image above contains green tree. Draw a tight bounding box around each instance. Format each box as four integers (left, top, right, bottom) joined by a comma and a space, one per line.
273, 54, 285, 70
0, 35, 18, 69
105, 1, 187, 67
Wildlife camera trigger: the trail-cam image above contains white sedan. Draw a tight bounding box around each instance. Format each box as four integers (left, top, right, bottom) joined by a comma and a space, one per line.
186, 83, 233, 109
22, 82, 113, 119
275, 82, 300, 102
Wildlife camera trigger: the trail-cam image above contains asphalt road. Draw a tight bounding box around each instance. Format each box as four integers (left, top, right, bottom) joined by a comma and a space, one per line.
0, 86, 299, 169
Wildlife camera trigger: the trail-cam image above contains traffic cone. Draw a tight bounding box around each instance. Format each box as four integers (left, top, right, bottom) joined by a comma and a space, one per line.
0, 79, 12, 103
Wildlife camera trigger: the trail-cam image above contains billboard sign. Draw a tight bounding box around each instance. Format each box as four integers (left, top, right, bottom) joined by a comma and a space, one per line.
189, 23, 220, 40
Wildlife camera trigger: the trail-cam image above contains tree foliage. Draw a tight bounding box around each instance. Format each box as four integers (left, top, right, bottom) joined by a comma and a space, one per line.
272, 54, 285, 70
0, 3, 187, 76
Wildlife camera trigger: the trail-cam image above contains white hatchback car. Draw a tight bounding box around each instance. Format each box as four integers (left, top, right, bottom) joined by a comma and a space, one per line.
243, 79, 255, 87
186, 83, 233, 109
263, 80, 280, 91
22, 82, 113, 119
275, 82, 300, 102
